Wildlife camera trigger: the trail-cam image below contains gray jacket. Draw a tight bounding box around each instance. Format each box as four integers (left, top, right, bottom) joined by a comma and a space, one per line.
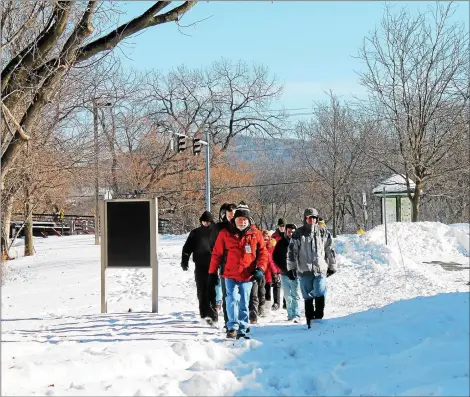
287, 224, 336, 276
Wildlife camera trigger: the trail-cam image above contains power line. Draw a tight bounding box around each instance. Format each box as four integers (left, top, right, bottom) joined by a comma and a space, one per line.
226, 147, 292, 153
211, 179, 315, 191
156, 179, 315, 195
68, 179, 316, 198
247, 107, 310, 113
231, 111, 313, 118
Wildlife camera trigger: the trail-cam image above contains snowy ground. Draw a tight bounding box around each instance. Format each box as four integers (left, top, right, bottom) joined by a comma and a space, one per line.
1, 222, 469, 396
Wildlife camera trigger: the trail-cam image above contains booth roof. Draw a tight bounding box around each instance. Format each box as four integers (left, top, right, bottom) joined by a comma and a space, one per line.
372, 174, 416, 195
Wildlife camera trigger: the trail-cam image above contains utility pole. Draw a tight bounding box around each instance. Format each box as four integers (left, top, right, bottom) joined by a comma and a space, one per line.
92, 100, 112, 245
362, 191, 368, 230
383, 187, 388, 245
205, 129, 210, 212
93, 100, 100, 245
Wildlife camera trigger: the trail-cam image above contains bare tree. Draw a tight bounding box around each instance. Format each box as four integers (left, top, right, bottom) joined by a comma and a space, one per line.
211, 59, 286, 149
241, 140, 306, 229
295, 92, 369, 236
1, 0, 197, 181
144, 59, 287, 151
356, 2, 469, 221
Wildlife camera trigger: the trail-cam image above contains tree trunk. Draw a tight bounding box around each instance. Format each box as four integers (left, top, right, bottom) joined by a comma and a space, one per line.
347, 194, 361, 230
411, 182, 422, 222
105, 108, 119, 196
340, 200, 346, 233
332, 187, 337, 237
24, 181, 34, 257
271, 202, 274, 230
1, 194, 15, 259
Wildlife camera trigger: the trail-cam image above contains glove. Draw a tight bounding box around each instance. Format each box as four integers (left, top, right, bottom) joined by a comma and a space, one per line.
250, 268, 264, 283
207, 273, 220, 287
181, 262, 189, 271
287, 269, 297, 281
327, 269, 336, 277
272, 273, 281, 283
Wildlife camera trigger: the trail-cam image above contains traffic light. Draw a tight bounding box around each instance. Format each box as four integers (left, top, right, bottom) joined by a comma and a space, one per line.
176, 135, 186, 152
193, 138, 202, 156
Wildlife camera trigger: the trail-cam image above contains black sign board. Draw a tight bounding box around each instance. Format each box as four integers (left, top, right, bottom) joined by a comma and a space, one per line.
106, 201, 151, 267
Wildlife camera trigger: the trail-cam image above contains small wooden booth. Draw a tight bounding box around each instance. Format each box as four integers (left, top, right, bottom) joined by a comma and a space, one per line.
372, 174, 415, 224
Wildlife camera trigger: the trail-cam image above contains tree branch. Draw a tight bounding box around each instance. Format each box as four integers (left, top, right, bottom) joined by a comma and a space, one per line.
1, 103, 31, 140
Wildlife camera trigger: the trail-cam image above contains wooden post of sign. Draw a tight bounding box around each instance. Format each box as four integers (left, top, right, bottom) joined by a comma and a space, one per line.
100, 200, 107, 313
150, 198, 159, 313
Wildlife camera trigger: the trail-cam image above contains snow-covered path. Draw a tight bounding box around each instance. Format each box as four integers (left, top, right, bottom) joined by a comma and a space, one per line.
2, 222, 469, 396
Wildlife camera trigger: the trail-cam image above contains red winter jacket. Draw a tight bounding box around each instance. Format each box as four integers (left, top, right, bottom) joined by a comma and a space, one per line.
209, 224, 269, 282
271, 229, 283, 242
268, 244, 281, 275
265, 238, 280, 283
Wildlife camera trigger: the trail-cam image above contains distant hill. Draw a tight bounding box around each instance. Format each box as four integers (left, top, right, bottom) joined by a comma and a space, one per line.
226, 134, 298, 163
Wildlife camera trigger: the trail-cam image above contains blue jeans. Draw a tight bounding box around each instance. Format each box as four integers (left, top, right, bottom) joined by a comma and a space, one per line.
224, 278, 253, 334
299, 274, 327, 300
280, 275, 301, 319
215, 283, 223, 304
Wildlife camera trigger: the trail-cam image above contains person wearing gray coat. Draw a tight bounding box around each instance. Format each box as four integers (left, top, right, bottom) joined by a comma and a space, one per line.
286, 208, 336, 328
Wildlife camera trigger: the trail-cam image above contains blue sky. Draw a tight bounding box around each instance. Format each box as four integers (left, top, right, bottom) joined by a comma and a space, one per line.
114, 1, 469, 113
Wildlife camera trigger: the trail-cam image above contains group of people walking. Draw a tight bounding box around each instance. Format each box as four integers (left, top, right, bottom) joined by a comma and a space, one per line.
181, 202, 337, 339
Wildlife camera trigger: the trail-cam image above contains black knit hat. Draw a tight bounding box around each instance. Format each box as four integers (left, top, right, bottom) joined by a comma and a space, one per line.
234, 201, 250, 220
285, 223, 297, 230
278, 218, 286, 226
199, 210, 214, 223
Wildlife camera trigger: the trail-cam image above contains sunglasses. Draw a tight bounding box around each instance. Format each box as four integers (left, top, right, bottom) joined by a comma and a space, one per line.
307, 216, 318, 219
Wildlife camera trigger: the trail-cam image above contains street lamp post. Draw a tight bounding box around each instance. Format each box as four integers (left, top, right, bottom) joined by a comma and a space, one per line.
92, 100, 112, 245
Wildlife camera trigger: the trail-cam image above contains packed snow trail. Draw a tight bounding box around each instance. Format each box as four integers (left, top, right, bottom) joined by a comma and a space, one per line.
2, 222, 469, 396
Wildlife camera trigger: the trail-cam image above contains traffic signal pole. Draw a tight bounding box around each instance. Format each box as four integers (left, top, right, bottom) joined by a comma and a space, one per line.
205, 129, 210, 212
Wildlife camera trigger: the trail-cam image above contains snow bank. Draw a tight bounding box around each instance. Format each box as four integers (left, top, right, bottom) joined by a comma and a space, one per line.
337, 221, 469, 267
2, 222, 469, 396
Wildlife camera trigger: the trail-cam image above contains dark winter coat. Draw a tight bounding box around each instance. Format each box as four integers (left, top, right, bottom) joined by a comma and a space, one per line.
272, 234, 290, 275
209, 220, 230, 250
182, 223, 215, 268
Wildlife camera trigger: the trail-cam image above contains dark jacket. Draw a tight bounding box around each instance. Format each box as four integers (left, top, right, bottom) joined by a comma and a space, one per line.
182, 224, 214, 268
209, 220, 232, 273
272, 234, 290, 275
209, 220, 230, 250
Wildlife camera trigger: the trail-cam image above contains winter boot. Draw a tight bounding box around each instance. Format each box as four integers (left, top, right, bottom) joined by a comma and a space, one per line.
304, 299, 315, 329
259, 305, 266, 317
249, 310, 258, 324
314, 295, 325, 319
226, 329, 237, 339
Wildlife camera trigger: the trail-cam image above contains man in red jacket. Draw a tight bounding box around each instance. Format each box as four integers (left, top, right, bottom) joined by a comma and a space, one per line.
208, 203, 268, 339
